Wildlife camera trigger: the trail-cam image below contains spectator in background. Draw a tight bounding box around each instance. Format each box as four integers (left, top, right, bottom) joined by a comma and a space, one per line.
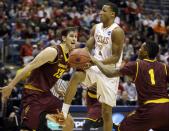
153, 14, 166, 28
123, 81, 137, 105
0, 63, 9, 87
20, 38, 33, 64
69, 6, 81, 19
153, 21, 167, 34
123, 37, 134, 61
116, 81, 125, 105
125, 0, 138, 27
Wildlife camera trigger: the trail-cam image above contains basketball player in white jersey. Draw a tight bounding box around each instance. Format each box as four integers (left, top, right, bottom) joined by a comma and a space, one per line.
61, 3, 125, 131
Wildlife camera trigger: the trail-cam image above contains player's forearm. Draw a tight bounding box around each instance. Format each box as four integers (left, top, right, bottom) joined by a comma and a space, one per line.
94, 60, 114, 77
94, 60, 120, 77
8, 64, 33, 88
101, 55, 119, 65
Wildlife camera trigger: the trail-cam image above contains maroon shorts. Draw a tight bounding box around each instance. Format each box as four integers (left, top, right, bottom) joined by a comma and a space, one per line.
21, 89, 62, 130
119, 103, 169, 131
87, 104, 102, 121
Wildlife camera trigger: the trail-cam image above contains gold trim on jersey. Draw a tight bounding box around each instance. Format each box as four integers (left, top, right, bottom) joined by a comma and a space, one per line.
24, 84, 45, 92
164, 64, 167, 75
24, 105, 30, 115
133, 61, 138, 82
87, 92, 97, 99
144, 59, 157, 62
58, 63, 68, 69
85, 118, 97, 122
144, 98, 169, 104
60, 45, 68, 62
118, 124, 121, 131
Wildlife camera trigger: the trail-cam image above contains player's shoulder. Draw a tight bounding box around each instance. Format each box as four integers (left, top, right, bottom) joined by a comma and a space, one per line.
94, 23, 102, 29
113, 26, 124, 33
45, 46, 58, 52
41, 46, 58, 57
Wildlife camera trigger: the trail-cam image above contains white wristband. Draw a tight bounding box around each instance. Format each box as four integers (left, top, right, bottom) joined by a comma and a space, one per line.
62, 103, 70, 119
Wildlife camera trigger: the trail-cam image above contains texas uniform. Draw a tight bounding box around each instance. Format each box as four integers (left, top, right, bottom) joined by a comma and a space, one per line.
83, 22, 123, 107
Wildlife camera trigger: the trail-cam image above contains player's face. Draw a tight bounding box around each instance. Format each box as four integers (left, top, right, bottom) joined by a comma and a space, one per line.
138, 43, 148, 59
65, 31, 78, 51
99, 5, 115, 23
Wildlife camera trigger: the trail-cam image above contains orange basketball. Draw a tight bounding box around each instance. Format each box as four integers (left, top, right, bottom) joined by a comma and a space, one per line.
68, 48, 91, 69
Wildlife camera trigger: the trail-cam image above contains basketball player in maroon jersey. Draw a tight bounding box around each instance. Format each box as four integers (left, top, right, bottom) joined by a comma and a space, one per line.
1, 27, 78, 131
91, 41, 169, 131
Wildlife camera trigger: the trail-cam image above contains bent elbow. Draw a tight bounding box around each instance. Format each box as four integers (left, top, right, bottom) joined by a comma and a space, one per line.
106, 73, 115, 78
102, 70, 114, 78
114, 56, 120, 63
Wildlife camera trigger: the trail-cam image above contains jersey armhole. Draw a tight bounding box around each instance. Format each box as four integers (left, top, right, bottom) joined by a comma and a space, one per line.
133, 61, 139, 82
163, 64, 167, 76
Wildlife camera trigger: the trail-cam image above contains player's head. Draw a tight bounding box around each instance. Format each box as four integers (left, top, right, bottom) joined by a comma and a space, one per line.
138, 41, 159, 60
99, 2, 117, 23
61, 27, 78, 51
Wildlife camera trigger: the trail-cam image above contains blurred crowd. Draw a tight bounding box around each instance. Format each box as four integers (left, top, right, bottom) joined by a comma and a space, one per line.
0, 0, 169, 130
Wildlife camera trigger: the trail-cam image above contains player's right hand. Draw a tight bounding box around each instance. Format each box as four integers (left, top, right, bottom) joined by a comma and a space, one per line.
1, 86, 13, 103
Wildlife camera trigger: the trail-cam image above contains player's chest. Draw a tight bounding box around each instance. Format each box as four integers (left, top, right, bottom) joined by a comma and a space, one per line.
95, 30, 112, 45
43, 61, 69, 79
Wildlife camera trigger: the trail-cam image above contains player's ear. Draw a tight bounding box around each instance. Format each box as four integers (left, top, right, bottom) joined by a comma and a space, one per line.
62, 36, 66, 42
112, 12, 115, 17
144, 50, 149, 57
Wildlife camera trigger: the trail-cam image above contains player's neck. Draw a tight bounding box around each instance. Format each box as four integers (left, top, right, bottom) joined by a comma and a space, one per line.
60, 43, 69, 54
102, 19, 114, 28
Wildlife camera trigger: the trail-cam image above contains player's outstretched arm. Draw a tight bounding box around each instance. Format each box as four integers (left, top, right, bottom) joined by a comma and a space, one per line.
91, 56, 121, 78
62, 71, 86, 118
1, 47, 58, 102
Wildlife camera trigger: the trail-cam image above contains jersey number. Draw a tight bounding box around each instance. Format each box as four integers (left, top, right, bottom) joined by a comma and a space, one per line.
53, 68, 65, 78
148, 69, 155, 85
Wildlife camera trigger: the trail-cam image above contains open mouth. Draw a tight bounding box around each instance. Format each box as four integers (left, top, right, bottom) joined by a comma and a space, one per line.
71, 42, 76, 45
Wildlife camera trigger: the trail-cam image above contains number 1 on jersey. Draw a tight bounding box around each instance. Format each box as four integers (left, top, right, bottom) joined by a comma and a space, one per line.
148, 69, 155, 85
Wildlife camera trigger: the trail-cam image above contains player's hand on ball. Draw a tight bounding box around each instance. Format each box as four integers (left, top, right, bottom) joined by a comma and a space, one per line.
82, 62, 92, 70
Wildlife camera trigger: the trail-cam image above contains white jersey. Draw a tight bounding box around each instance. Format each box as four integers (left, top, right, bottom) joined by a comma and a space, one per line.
92, 22, 123, 73
83, 22, 124, 106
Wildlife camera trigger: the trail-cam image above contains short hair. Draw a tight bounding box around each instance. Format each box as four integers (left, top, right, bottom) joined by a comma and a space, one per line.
145, 41, 159, 59
61, 27, 78, 37
105, 2, 118, 16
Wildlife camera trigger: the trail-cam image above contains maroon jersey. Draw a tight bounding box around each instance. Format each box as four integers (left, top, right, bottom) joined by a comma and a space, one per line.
86, 89, 100, 107
26, 45, 69, 91
120, 59, 169, 105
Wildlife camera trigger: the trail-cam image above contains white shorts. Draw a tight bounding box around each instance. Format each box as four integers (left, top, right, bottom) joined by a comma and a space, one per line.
82, 66, 120, 107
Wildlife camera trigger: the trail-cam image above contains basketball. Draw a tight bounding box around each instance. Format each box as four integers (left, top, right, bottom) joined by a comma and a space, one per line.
68, 48, 91, 69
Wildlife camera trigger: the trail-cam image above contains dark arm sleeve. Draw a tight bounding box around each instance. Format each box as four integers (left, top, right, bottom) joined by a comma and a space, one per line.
119, 61, 137, 79
166, 65, 169, 83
